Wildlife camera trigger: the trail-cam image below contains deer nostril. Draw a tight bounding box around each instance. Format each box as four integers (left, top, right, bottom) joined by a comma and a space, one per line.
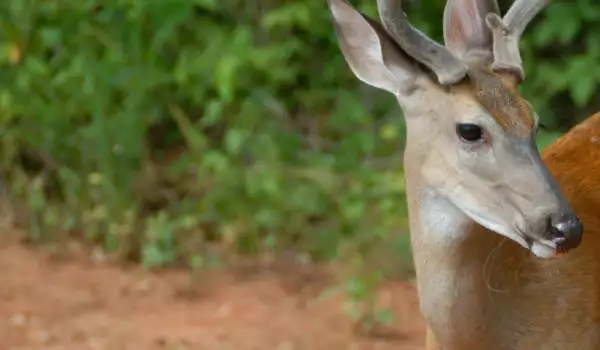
548, 213, 583, 252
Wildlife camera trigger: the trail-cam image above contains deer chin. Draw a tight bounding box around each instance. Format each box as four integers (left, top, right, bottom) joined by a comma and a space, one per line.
530, 240, 558, 259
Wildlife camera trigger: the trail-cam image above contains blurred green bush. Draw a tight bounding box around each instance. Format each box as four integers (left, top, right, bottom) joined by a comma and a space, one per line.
0, 0, 412, 269
0, 0, 599, 326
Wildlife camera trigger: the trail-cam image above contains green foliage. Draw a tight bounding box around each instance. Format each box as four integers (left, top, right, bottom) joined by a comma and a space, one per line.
0, 0, 597, 328
519, 0, 600, 127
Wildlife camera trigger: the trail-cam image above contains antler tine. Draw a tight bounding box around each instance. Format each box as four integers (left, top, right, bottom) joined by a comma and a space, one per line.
485, 0, 549, 83
376, 0, 468, 85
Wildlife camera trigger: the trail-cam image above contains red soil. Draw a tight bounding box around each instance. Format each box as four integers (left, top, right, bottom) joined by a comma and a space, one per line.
0, 232, 425, 350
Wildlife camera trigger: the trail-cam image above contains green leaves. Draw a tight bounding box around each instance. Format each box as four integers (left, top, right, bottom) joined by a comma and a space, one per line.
262, 3, 311, 30
522, 0, 600, 115
567, 55, 599, 107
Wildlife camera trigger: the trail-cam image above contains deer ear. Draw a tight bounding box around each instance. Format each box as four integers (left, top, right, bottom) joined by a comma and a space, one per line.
443, 0, 499, 64
328, 0, 421, 95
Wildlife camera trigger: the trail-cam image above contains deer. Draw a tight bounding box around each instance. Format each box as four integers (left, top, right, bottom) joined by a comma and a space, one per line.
327, 0, 600, 349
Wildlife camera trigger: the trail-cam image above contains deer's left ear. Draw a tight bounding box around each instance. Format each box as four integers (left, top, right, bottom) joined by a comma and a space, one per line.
328, 0, 422, 95
443, 0, 500, 65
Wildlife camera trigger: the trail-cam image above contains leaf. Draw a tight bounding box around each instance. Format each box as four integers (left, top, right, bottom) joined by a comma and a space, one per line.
202, 150, 229, 174
341, 199, 366, 223
224, 129, 249, 155
262, 3, 311, 30
202, 99, 223, 127
379, 123, 399, 141
142, 245, 167, 269
214, 55, 239, 102
558, 18, 581, 45
567, 56, 597, 107
570, 73, 596, 107
40, 27, 62, 47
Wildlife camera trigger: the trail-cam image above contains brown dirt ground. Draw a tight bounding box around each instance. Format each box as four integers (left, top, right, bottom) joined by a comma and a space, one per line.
0, 231, 425, 350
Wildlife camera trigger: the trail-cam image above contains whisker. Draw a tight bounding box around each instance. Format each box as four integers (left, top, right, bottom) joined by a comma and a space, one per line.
512, 226, 532, 286
483, 237, 509, 298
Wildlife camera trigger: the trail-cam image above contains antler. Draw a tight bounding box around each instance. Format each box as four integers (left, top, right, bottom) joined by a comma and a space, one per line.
376, 0, 468, 85
485, 0, 549, 83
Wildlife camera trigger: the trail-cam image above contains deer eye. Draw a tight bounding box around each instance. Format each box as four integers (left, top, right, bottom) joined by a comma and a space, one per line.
456, 123, 483, 142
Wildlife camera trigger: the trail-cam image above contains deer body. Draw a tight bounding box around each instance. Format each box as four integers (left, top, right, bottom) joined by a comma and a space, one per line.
328, 0, 600, 348
411, 113, 600, 349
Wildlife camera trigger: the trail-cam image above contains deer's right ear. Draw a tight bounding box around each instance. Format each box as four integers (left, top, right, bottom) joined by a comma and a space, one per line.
328, 0, 420, 95
442, 0, 499, 64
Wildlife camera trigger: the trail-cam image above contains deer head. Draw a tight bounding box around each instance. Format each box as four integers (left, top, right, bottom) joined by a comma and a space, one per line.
328, 0, 582, 258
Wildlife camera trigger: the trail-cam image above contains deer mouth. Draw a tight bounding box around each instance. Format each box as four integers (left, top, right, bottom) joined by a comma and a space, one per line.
523, 234, 575, 259
519, 227, 562, 259
528, 239, 559, 259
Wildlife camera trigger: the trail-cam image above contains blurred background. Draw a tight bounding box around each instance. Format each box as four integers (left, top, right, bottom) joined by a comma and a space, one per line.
0, 0, 599, 348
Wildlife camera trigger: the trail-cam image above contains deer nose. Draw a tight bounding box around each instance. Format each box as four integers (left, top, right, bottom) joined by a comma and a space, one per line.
547, 213, 583, 253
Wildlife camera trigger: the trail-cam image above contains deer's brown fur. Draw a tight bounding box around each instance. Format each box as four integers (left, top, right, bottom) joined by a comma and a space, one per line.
467, 68, 535, 138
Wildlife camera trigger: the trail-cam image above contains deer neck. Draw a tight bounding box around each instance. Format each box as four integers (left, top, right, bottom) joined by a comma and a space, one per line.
406, 186, 503, 345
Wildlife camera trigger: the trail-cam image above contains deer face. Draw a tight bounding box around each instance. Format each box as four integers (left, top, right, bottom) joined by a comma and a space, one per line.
328, 0, 583, 257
